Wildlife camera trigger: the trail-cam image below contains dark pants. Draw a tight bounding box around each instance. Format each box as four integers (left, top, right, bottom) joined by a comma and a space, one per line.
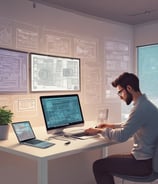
93, 154, 152, 184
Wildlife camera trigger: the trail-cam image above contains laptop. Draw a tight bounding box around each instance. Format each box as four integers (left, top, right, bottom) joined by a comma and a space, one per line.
12, 121, 55, 148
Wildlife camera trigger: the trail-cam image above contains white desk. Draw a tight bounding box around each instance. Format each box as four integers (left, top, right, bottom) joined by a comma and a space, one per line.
0, 126, 113, 184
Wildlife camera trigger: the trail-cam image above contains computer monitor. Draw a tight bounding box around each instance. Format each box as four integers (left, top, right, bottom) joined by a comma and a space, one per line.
40, 94, 84, 135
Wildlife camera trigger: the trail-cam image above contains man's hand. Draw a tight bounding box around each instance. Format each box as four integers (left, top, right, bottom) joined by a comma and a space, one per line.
96, 123, 115, 129
85, 122, 116, 135
85, 127, 102, 135
95, 123, 107, 128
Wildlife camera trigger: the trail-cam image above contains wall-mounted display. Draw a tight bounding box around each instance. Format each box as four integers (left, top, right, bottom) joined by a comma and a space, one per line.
0, 48, 28, 93
30, 53, 80, 92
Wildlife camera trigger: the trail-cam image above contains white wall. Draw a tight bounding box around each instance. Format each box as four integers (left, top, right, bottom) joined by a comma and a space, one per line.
0, 1, 135, 183
2, 1, 158, 182
134, 21, 158, 46
0, 0, 134, 127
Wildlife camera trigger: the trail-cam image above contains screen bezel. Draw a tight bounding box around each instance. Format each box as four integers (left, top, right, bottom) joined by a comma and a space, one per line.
40, 94, 84, 135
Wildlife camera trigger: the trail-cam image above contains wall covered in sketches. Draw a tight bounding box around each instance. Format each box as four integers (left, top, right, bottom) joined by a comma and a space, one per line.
0, 0, 134, 128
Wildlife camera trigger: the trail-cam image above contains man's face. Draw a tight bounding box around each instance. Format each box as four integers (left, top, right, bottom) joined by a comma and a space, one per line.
117, 85, 133, 105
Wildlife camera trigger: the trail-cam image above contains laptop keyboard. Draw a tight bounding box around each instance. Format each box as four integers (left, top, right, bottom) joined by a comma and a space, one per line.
27, 139, 42, 144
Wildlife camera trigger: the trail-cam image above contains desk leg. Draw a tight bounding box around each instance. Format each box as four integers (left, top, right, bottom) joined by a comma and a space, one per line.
102, 147, 108, 158
37, 158, 48, 184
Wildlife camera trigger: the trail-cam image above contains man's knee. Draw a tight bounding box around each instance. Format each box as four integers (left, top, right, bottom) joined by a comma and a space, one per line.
93, 159, 105, 174
93, 159, 100, 174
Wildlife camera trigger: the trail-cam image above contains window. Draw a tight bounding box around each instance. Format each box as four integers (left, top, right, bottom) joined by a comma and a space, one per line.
137, 44, 158, 106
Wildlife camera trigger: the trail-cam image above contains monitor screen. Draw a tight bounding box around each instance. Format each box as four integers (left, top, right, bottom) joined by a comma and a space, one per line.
30, 53, 80, 92
0, 48, 28, 93
40, 94, 84, 135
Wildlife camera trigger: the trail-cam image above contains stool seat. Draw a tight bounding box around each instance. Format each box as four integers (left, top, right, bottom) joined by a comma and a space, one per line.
114, 172, 158, 183
114, 141, 158, 184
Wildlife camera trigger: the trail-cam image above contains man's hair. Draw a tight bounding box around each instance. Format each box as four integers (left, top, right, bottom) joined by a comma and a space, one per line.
111, 72, 140, 92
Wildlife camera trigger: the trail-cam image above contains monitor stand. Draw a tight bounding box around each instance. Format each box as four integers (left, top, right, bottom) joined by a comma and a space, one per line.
47, 129, 80, 144
47, 127, 85, 140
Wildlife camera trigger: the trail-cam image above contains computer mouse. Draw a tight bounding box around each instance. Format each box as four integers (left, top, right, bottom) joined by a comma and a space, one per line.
64, 141, 71, 145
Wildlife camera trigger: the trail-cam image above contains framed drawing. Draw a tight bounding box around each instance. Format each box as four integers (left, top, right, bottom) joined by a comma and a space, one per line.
30, 53, 81, 92
0, 48, 28, 93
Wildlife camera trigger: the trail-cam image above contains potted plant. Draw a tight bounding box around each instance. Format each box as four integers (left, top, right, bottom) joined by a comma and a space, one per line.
0, 106, 14, 140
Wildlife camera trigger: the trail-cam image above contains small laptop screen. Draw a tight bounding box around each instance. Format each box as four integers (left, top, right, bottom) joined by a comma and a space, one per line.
12, 121, 35, 142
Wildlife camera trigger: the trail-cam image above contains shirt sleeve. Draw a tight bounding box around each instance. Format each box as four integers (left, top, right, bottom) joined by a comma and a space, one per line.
101, 104, 145, 142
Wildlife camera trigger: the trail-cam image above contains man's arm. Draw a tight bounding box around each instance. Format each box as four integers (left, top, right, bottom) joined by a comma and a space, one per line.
85, 123, 122, 135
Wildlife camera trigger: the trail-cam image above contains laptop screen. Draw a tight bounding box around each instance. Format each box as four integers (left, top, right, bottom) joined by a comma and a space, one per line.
12, 121, 35, 142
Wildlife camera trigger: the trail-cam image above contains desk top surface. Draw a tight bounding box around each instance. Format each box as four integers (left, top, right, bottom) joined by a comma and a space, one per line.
0, 125, 112, 160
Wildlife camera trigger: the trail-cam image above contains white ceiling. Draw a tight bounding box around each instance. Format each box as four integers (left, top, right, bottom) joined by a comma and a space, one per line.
30, 0, 158, 25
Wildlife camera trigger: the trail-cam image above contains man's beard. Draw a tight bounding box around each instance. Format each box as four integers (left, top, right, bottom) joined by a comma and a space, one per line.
125, 90, 133, 105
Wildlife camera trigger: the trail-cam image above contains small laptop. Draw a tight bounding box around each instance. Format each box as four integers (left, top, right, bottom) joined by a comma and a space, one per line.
12, 121, 55, 149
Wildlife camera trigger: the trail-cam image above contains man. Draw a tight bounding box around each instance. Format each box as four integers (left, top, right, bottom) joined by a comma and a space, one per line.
85, 72, 158, 184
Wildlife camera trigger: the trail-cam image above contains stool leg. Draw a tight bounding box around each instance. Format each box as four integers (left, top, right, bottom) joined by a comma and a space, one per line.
122, 179, 124, 184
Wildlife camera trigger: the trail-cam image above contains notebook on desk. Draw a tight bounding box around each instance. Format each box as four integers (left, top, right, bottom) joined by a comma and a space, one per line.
12, 121, 55, 149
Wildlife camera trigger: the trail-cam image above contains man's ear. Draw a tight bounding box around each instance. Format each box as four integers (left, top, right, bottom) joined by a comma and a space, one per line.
126, 85, 132, 92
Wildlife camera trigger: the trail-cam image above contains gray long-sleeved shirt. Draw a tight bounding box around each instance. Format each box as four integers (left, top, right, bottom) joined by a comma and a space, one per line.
102, 94, 158, 160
